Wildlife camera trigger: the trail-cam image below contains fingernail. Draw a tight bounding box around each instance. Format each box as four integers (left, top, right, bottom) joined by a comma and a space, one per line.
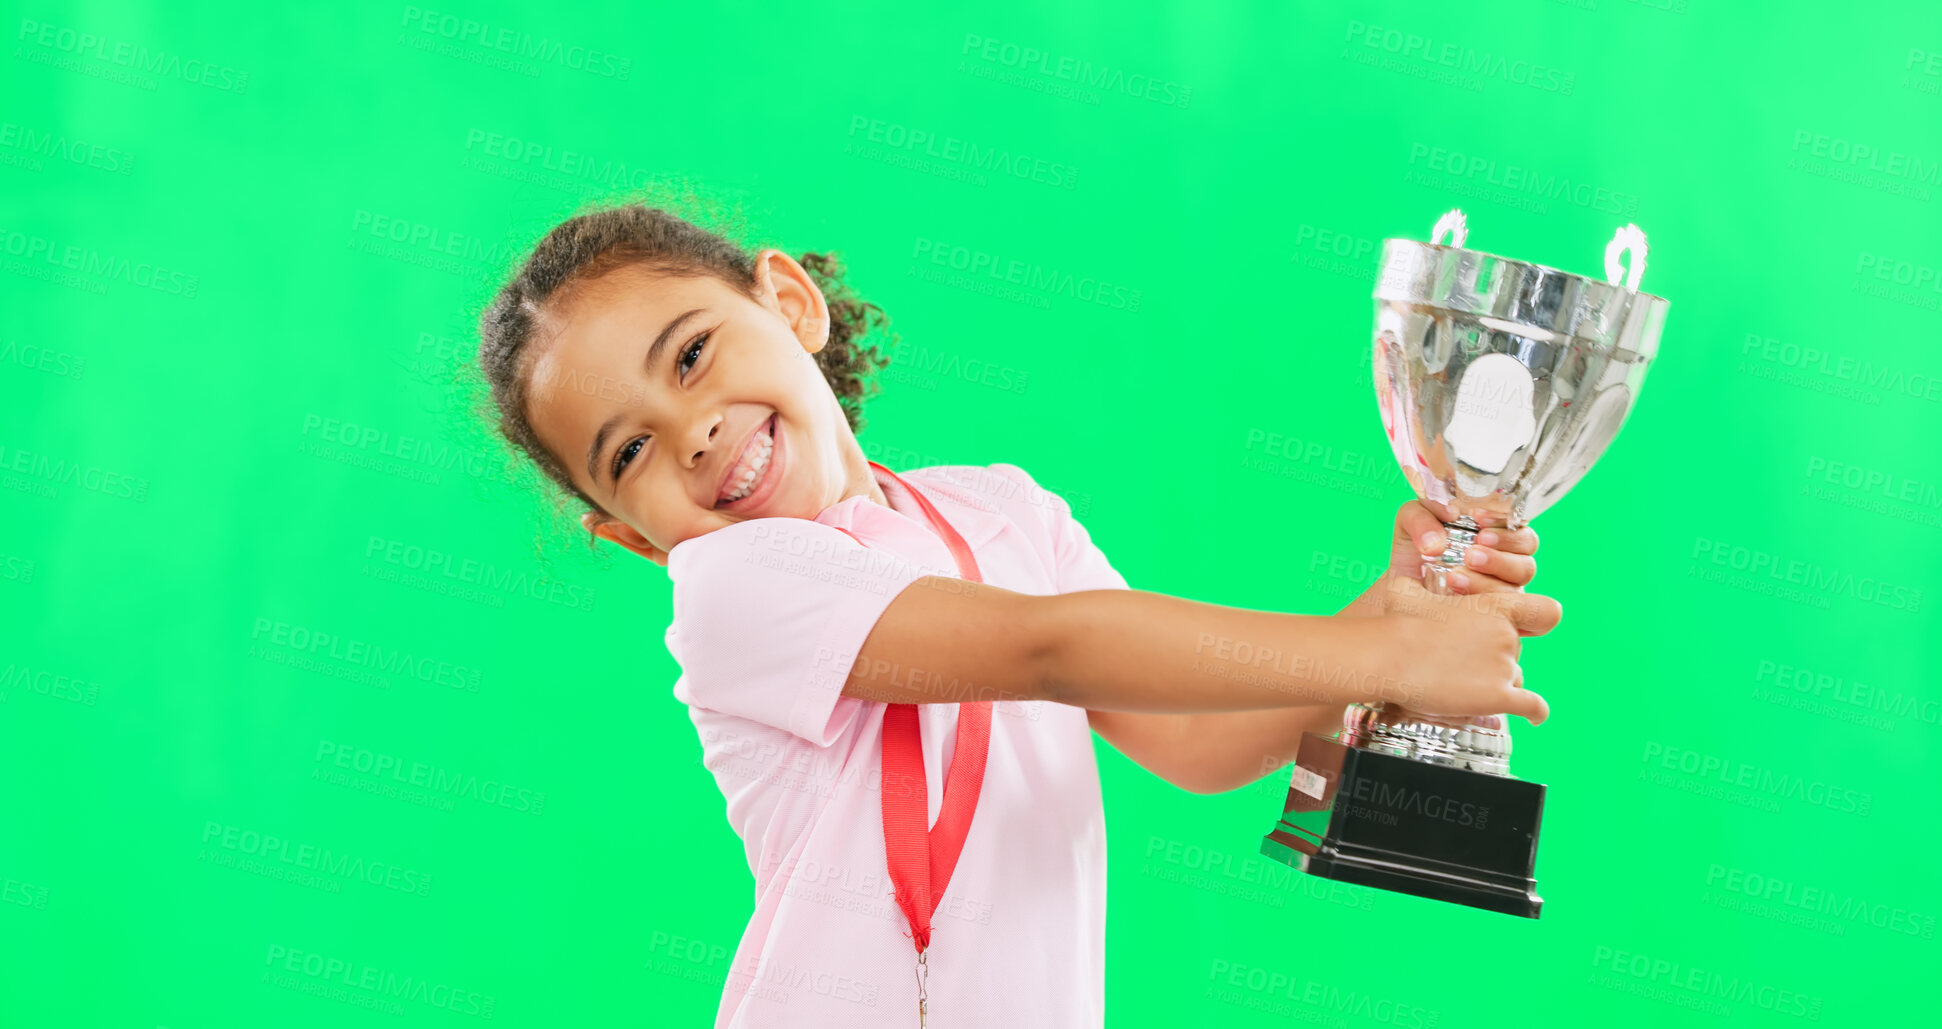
1464, 547, 1488, 568
1447, 572, 1471, 591
1477, 530, 1500, 546
1419, 531, 1444, 553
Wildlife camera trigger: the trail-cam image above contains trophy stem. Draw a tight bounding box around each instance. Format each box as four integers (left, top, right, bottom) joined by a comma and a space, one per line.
1421, 517, 1480, 596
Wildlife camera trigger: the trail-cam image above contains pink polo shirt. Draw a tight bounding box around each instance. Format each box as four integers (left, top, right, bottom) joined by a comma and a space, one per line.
663, 461, 1128, 1028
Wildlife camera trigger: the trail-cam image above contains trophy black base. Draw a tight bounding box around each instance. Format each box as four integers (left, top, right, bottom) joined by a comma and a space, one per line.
1260, 732, 1546, 919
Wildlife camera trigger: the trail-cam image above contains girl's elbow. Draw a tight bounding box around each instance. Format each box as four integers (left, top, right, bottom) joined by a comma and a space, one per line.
1142, 753, 1238, 795
1174, 770, 1244, 795
1020, 592, 1078, 706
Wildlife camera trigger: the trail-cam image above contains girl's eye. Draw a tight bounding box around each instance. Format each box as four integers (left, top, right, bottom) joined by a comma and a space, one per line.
678, 330, 711, 378
612, 331, 712, 479
612, 437, 645, 478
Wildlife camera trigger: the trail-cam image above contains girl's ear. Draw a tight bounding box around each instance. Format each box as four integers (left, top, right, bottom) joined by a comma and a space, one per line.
751, 248, 830, 354
581, 512, 669, 567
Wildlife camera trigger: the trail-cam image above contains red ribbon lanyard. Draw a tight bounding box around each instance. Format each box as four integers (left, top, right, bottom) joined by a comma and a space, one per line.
857, 461, 993, 959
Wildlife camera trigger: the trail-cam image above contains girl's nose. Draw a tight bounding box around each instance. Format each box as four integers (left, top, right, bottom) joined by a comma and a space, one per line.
688, 417, 721, 468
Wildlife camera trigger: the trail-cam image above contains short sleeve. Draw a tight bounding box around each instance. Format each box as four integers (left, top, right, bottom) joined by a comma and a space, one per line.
983, 463, 1129, 594
663, 518, 932, 745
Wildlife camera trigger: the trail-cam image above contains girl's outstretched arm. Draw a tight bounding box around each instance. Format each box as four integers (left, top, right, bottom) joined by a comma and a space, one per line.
841, 574, 1555, 730
1078, 508, 1556, 794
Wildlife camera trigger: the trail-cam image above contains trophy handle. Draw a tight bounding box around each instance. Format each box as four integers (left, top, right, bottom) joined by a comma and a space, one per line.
1604, 223, 1649, 291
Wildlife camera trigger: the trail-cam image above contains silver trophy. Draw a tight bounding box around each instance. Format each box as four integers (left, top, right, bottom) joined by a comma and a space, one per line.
1261, 210, 1670, 917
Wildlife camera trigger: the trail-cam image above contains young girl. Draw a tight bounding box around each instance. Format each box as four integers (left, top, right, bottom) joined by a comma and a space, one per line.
475, 203, 1560, 1028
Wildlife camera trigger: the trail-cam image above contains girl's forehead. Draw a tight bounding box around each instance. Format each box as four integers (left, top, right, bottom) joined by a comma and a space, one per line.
540, 274, 687, 363
527, 270, 736, 416
562, 265, 736, 327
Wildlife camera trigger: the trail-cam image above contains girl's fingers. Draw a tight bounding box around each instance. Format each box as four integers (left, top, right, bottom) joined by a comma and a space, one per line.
1400, 504, 1541, 559
1489, 591, 1563, 637
1445, 567, 1523, 596
1507, 682, 1548, 726
1458, 545, 1535, 587
1396, 501, 1449, 556
1474, 525, 1540, 556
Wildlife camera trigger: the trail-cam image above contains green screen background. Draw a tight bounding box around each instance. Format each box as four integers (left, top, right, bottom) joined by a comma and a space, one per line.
6, 0, 1938, 1025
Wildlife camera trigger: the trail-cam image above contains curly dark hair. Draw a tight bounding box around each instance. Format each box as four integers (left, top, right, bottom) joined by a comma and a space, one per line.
472, 190, 897, 550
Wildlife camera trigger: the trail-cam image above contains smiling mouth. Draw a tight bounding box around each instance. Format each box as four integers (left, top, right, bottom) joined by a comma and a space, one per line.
715, 413, 777, 508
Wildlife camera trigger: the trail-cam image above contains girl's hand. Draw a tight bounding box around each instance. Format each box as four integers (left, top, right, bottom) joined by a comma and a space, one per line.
1370, 572, 1561, 723
1386, 501, 1546, 615
1374, 585, 1551, 724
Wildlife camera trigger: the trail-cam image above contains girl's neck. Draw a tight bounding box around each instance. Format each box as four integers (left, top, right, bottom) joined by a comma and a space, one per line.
844, 448, 891, 508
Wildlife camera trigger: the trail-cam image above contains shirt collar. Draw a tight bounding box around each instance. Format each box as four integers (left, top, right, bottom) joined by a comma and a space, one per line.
814, 465, 1006, 560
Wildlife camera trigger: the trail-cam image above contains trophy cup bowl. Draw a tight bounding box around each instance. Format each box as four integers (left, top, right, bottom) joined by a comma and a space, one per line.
1260, 210, 1670, 918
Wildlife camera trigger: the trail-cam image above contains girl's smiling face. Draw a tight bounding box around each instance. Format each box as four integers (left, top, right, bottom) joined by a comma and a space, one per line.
523, 250, 886, 566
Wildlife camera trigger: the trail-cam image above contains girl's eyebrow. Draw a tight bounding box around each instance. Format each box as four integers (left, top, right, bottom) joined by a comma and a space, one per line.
584, 306, 706, 484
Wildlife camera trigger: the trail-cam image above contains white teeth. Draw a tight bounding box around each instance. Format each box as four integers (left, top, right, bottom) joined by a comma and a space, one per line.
719, 422, 775, 504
